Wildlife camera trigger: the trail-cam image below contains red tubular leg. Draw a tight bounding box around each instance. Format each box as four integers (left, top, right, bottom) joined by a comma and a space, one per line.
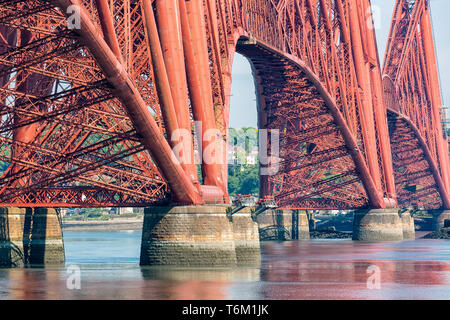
141, 0, 180, 148
184, 0, 224, 190
361, 0, 397, 204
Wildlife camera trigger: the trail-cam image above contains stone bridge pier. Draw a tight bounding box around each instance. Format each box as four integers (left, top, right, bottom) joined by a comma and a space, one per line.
256, 209, 310, 241
0, 208, 65, 267
140, 206, 261, 267
0, 205, 428, 268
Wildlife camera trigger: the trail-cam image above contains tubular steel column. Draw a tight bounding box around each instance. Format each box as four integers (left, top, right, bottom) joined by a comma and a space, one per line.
142, 1, 180, 150
361, 0, 397, 204
348, 0, 384, 206
178, 0, 214, 187
420, 4, 450, 193
154, 0, 198, 183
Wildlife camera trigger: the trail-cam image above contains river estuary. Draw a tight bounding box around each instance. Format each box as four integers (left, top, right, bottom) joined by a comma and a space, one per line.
0, 230, 449, 299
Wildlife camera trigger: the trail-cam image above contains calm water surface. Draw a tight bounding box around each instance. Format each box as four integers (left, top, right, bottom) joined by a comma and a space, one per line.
0, 230, 449, 299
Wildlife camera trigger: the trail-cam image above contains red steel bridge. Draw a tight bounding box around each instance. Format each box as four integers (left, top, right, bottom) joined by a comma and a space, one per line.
0, 0, 447, 210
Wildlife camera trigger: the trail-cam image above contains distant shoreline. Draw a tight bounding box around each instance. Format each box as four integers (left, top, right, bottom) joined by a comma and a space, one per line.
62, 216, 143, 231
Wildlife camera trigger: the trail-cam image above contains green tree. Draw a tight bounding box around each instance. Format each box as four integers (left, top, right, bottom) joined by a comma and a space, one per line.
227, 164, 259, 196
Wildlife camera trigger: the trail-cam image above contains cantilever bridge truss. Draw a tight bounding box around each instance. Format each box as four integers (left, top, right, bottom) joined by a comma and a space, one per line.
0, 0, 447, 210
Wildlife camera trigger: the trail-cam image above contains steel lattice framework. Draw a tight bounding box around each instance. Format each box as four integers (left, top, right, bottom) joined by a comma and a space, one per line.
383, 0, 450, 209
0, 0, 447, 210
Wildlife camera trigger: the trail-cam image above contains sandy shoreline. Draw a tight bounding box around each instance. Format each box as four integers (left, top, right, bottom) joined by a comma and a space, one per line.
62, 217, 143, 231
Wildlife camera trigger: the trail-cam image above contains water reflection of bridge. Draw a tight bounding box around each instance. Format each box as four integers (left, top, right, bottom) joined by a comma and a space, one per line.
2, 241, 449, 299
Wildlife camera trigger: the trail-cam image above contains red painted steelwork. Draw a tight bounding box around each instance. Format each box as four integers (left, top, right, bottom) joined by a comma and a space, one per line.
94, 0, 123, 63
53, 0, 201, 204
383, 0, 450, 209
0, 0, 446, 210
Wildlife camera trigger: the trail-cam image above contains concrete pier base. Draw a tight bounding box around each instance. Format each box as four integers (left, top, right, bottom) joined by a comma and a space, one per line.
140, 206, 261, 267
399, 211, 415, 240
257, 209, 309, 241
0, 208, 65, 267
353, 208, 404, 241
431, 210, 450, 231
296, 210, 310, 240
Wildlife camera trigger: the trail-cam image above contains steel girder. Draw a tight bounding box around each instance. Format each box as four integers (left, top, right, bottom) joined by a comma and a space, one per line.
0, 0, 446, 210
0, 0, 169, 206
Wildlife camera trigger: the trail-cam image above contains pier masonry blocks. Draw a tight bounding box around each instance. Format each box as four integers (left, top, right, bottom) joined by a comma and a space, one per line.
353, 208, 415, 241
140, 206, 261, 267
0, 207, 65, 267
399, 211, 415, 240
230, 208, 261, 266
431, 210, 450, 231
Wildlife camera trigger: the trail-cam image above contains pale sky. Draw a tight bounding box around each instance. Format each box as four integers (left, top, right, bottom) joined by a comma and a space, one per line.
230, 0, 450, 128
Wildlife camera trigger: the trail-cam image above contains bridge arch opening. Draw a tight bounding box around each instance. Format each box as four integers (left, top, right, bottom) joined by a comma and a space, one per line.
227, 53, 259, 200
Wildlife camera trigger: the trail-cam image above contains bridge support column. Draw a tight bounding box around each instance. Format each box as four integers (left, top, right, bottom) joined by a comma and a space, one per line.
399, 211, 415, 240
353, 209, 404, 241
431, 210, 450, 231
257, 209, 309, 241
0, 208, 65, 267
140, 206, 261, 266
